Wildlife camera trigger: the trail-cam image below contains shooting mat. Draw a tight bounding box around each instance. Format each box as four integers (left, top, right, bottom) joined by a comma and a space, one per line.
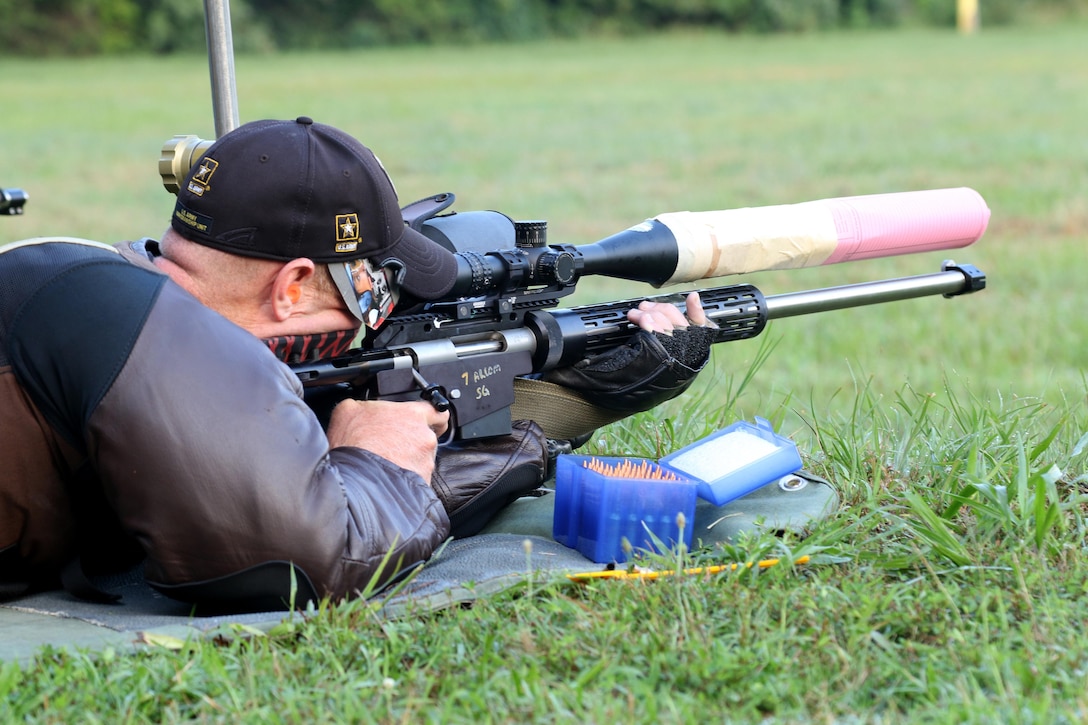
0, 473, 836, 663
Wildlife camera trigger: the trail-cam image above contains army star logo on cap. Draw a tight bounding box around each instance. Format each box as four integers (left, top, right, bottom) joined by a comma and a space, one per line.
187, 158, 219, 197
335, 213, 361, 253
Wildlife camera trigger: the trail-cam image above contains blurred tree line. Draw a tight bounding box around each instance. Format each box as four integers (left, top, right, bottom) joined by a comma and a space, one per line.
1, 0, 1084, 55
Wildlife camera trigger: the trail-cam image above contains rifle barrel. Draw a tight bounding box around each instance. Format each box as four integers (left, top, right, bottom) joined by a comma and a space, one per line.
763, 264, 984, 321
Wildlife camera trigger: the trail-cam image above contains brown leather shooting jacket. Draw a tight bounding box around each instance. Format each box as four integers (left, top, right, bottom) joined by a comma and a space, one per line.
0, 238, 449, 609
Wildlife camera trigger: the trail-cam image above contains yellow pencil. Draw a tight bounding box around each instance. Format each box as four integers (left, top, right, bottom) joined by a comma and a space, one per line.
567, 555, 811, 582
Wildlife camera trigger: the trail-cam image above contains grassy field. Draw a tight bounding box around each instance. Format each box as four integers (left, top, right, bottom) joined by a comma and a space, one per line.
3, 22, 1088, 722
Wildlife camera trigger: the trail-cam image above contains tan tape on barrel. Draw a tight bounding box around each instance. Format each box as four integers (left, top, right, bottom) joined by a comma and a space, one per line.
657, 203, 838, 284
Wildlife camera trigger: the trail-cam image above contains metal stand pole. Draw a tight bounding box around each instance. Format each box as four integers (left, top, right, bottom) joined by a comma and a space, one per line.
203, 0, 240, 138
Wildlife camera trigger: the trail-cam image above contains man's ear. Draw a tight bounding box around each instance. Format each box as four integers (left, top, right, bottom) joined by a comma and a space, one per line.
269, 258, 317, 321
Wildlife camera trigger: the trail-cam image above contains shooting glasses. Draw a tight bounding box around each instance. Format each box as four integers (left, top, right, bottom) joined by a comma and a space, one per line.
329, 258, 401, 330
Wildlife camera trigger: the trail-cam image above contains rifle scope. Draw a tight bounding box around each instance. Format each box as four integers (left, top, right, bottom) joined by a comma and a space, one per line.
443, 217, 682, 298
443, 187, 990, 297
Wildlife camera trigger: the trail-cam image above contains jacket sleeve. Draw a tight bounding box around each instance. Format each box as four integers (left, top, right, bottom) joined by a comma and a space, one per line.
87, 282, 449, 600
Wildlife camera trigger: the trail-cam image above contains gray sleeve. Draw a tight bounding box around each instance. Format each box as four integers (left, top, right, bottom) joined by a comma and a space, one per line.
87, 283, 449, 599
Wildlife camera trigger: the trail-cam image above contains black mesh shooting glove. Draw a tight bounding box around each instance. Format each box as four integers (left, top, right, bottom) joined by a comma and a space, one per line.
541, 325, 719, 414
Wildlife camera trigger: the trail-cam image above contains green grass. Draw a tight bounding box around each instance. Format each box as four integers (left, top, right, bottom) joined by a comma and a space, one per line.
4, 23, 1088, 723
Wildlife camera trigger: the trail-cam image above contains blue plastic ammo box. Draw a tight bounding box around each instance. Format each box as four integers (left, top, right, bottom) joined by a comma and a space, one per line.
552, 455, 697, 564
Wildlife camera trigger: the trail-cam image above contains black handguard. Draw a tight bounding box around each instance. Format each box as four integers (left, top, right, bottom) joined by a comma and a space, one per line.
541, 325, 719, 414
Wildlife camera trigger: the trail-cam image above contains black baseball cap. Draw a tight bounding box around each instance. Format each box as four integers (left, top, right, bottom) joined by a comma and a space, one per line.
170, 116, 458, 301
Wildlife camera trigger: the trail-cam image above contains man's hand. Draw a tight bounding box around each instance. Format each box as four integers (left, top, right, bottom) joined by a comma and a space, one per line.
626, 291, 713, 333
327, 399, 449, 483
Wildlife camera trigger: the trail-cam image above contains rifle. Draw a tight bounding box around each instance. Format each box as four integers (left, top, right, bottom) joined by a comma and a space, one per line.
287, 189, 988, 441
1, 188, 28, 215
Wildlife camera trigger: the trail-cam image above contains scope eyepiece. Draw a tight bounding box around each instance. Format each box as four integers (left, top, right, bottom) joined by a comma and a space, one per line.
159, 135, 215, 194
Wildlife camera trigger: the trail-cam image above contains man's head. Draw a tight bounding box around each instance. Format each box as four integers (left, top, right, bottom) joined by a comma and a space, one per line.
170, 117, 458, 333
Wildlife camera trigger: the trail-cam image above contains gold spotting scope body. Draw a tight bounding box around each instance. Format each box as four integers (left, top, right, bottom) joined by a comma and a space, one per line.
159, 135, 215, 195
